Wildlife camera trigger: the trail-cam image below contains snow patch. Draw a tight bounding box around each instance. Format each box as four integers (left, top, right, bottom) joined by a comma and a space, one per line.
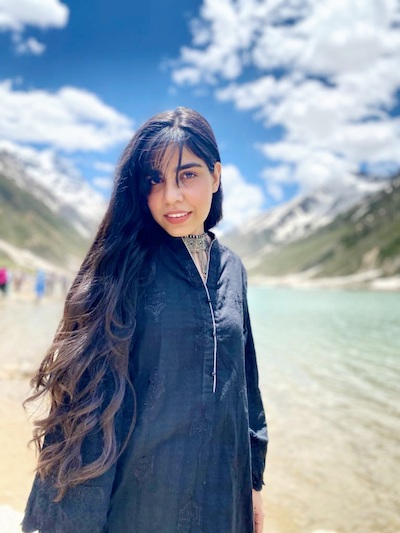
237, 176, 389, 246
0, 141, 107, 237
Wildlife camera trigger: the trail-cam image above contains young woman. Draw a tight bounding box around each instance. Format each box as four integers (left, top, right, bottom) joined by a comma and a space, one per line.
22, 107, 268, 533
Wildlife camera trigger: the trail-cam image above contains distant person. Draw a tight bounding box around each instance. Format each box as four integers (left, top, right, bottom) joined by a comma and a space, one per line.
13, 270, 26, 293
0, 267, 8, 296
34, 269, 46, 302
22, 107, 268, 533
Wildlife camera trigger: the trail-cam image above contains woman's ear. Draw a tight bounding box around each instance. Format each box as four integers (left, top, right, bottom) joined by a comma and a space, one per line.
212, 162, 221, 193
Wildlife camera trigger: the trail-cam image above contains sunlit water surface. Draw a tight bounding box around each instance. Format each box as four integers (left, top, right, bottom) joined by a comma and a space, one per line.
250, 286, 400, 533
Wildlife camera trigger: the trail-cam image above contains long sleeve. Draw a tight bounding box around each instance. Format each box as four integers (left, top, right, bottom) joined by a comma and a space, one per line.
22, 464, 117, 533
242, 267, 268, 491
21, 372, 132, 533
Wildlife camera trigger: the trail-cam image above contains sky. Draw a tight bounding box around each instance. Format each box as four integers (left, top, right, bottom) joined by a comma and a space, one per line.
0, 0, 399, 231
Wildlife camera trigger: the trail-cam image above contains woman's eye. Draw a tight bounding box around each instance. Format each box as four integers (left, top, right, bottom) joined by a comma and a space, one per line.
181, 171, 196, 180
147, 175, 163, 186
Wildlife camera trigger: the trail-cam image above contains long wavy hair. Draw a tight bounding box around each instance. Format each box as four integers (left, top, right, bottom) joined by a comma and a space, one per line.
24, 106, 223, 501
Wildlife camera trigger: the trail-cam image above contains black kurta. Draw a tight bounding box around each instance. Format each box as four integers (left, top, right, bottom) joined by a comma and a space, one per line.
22, 233, 268, 533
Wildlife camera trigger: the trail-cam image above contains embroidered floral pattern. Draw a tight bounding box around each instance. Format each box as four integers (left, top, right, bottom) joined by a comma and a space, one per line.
190, 406, 212, 454
145, 368, 165, 419
178, 499, 200, 529
145, 289, 167, 322
133, 454, 154, 482
22, 475, 109, 532
70, 485, 105, 511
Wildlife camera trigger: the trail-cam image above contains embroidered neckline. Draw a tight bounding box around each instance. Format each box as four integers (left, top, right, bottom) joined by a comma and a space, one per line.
181, 233, 211, 280
181, 233, 210, 252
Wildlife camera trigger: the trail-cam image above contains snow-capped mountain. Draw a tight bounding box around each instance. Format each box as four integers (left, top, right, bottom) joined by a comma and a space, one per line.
223, 172, 392, 260
0, 141, 107, 237
221, 173, 400, 288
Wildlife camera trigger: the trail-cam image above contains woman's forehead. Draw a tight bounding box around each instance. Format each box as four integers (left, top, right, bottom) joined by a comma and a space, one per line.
152, 144, 203, 172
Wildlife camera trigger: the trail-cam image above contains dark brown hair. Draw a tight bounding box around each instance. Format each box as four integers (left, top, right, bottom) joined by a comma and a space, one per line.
24, 107, 222, 500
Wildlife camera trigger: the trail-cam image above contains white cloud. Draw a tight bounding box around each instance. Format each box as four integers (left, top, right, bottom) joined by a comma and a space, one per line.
175, 0, 400, 84
0, 80, 134, 152
173, 0, 400, 198
216, 75, 292, 112
260, 143, 358, 195
172, 0, 271, 85
93, 176, 113, 191
264, 182, 284, 202
294, 151, 356, 191
262, 164, 294, 184
329, 118, 400, 164
93, 161, 115, 173
219, 164, 265, 231
0, 0, 69, 31
261, 164, 294, 201
14, 35, 46, 55
260, 141, 310, 165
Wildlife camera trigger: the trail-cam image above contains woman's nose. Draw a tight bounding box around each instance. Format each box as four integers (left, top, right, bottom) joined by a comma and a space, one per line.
164, 178, 184, 204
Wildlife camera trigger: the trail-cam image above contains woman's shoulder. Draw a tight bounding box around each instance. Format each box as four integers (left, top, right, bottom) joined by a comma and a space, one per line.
213, 238, 247, 277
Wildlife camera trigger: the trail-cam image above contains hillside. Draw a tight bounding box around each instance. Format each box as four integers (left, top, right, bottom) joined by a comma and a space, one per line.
0, 172, 90, 272
222, 172, 390, 260
0, 142, 107, 238
0, 143, 109, 273
229, 178, 400, 284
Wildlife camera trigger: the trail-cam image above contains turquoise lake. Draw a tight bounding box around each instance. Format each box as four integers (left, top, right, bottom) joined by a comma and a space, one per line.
250, 286, 400, 533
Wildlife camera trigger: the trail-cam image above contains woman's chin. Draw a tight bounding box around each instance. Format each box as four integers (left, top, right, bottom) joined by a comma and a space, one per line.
160, 223, 205, 238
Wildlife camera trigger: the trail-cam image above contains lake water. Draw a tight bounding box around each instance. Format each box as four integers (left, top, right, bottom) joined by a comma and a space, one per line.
250, 286, 400, 533
0, 287, 399, 532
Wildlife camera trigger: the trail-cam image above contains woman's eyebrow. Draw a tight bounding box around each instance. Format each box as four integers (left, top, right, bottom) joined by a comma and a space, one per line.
175, 162, 203, 171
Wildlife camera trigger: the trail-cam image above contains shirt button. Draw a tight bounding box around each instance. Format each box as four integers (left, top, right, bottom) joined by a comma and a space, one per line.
210, 371, 216, 376
206, 297, 211, 304
212, 331, 216, 337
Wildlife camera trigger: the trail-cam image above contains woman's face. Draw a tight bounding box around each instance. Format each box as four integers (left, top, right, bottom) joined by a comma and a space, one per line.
146, 145, 221, 237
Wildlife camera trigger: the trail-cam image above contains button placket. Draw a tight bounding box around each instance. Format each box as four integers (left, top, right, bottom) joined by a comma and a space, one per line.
182, 237, 218, 393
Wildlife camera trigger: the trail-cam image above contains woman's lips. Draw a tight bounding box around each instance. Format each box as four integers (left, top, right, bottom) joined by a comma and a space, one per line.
164, 211, 192, 224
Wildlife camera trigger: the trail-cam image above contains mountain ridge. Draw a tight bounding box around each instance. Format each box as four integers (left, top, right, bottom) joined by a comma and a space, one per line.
222, 172, 393, 259
0, 141, 107, 238
222, 175, 400, 290
0, 143, 106, 272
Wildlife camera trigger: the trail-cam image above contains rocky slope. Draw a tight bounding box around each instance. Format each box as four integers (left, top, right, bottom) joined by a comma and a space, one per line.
222, 173, 392, 260
223, 176, 400, 287
0, 141, 107, 238
0, 143, 107, 272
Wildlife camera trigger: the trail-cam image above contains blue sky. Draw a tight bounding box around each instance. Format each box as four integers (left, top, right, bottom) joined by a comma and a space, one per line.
0, 0, 399, 230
